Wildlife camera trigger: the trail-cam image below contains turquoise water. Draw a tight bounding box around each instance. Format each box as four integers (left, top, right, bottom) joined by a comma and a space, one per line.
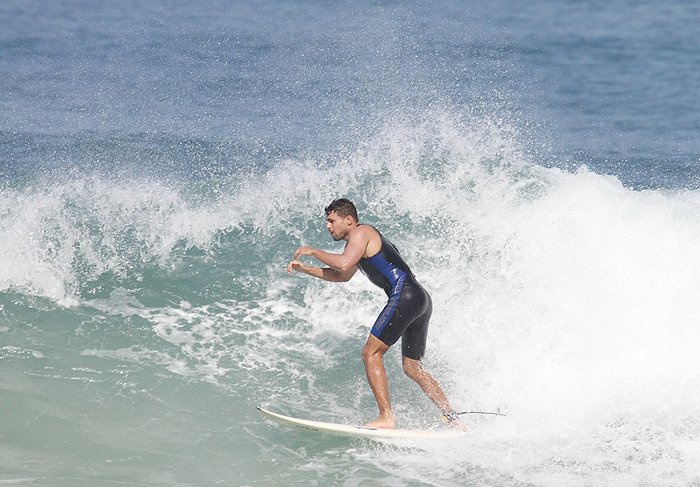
3, 0, 700, 485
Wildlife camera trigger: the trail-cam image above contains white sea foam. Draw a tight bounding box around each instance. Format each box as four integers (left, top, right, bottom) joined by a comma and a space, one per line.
235, 112, 700, 484
0, 176, 236, 304
6, 110, 700, 485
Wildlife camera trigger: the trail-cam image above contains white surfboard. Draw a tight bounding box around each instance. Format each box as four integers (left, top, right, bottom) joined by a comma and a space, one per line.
258, 407, 465, 440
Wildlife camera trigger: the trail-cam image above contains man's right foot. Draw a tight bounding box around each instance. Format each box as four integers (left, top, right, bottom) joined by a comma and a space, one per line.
449, 418, 467, 431
443, 411, 467, 431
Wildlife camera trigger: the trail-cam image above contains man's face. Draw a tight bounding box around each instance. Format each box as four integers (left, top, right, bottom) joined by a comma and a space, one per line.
326, 211, 351, 241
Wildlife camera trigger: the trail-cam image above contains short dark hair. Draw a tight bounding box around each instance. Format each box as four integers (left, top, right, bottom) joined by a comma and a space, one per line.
325, 198, 358, 222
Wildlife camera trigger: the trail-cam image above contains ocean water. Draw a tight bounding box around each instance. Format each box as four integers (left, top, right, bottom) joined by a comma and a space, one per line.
2, 0, 700, 485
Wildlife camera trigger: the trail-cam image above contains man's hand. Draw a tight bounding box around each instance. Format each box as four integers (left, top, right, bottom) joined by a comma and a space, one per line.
292, 246, 316, 260
287, 245, 357, 282
288, 246, 317, 274
287, 259, 307, 274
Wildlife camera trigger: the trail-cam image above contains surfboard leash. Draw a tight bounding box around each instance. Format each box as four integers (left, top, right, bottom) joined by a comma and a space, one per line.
442, 410, 506, 423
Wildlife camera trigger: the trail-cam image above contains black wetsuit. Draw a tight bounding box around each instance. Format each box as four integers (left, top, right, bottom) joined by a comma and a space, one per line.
356, 227, 432, 360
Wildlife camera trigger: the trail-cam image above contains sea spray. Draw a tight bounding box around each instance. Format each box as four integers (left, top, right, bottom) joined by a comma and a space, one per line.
3, 112, 700, 486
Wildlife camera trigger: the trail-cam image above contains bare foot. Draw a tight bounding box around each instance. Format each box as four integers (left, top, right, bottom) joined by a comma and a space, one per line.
364, 416, 396, 429
449, 419, 467, 432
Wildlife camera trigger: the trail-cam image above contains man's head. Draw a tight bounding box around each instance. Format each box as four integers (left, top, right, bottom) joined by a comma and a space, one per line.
324, 198, 358, 222
324, 198, 359, 241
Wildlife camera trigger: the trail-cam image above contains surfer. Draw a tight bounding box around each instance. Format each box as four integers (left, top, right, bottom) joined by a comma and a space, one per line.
287, 198, 466, 430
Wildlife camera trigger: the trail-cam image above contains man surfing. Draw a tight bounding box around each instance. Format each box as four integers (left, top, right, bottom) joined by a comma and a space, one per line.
287, 198, 465, 430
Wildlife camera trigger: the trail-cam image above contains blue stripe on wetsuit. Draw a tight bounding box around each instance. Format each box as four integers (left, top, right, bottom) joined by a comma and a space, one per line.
364, 252, 407, 336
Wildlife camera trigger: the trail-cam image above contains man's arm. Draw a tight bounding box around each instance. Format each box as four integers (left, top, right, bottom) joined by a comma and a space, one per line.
291, 226, 371, 272
286, 260, 357, 282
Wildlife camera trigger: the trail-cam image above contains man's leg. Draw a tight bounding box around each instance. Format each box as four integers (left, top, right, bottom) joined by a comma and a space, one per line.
361, 335, 395, 429
402, 356, 450, 410
402, 356, 466, 430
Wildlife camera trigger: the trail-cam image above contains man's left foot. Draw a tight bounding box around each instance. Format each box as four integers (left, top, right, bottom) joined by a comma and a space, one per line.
364, 416, 396, 429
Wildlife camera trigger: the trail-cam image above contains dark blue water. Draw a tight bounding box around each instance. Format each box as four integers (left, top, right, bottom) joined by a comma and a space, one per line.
2, 1, 700, 486
4, 0, 699, 186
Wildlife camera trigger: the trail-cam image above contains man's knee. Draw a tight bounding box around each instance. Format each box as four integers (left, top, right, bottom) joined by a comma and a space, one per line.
363, 335, 389, 364
361, 343, 372, 364
402, 356, 423, 381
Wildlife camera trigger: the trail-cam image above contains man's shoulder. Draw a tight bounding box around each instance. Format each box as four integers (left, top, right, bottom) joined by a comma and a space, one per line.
351, 225, 382, 258
353, 224, 380, 238
346, 225, 380, 247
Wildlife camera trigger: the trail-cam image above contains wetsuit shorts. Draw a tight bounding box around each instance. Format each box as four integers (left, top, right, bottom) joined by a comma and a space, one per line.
371, 282, 432, 360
